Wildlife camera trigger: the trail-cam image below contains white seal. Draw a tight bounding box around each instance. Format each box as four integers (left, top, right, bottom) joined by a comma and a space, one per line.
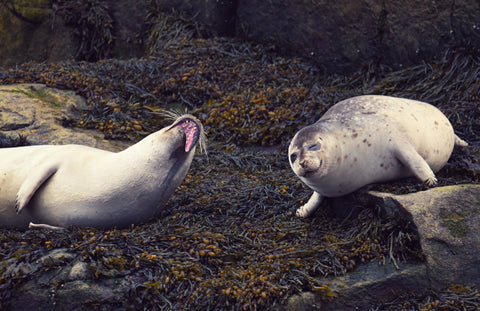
288, 95, 468, 218
0, 114, 205, 229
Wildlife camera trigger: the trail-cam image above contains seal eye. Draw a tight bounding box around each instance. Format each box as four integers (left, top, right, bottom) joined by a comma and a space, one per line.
307, 143, 321, 151
290, 153, 298, 163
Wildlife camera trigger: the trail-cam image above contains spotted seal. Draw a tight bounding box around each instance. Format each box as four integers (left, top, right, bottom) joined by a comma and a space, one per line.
0, 114, 205, 229
288, 95, 468, 217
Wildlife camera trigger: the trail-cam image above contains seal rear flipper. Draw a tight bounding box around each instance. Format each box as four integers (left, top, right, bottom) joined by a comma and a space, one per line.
16, 163, 59, 214
393, 145, 437, 186
454, 135, 468, 147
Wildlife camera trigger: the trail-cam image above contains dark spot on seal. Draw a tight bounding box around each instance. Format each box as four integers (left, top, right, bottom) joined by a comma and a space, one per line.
351, 133, 358, 138
362, 139, 372, 147
353, 157, 357, 162
411, 114, 418, 121
380, 163, 384, 167
337, 157, 341, 163
344, 155, 348, 159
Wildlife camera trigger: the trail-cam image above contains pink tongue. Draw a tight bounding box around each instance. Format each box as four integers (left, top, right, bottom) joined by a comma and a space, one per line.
177, 121, 198, 152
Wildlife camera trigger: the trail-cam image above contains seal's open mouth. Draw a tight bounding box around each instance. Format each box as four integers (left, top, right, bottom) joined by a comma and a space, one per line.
175, 118, 200, 152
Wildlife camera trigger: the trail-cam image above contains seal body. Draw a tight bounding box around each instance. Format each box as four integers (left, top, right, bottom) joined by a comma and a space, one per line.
0, 114, 204, 229
288, 95, 468, 218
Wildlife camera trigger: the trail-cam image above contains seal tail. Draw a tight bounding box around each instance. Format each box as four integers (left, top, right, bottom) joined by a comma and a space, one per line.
454, 135, 468, 147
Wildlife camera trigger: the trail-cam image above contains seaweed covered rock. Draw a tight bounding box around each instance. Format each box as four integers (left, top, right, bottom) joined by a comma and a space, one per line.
368, 185, 480, 287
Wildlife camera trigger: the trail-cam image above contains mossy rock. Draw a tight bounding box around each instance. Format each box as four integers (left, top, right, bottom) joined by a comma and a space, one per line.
12, 0, 52, 23
369, 184, 480, 287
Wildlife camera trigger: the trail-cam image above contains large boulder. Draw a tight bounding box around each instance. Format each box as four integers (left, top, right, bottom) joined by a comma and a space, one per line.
236, 0, 480, 72
0, 0, 146, 67
0, 0, 77, 67
369, 184, 480, 287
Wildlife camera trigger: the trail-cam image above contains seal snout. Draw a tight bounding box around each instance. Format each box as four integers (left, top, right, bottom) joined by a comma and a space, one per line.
299, 160, 322, 178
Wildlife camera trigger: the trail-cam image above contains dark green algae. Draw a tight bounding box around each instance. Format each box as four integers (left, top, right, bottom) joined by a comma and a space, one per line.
0, 10, 479, 311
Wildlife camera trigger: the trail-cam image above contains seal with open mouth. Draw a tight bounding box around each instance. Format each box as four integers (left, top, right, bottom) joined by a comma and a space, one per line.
0, 114, 205, 229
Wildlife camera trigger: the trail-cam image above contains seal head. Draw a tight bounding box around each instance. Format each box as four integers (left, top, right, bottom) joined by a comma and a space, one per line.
167, 115, 204, 153
289, 126, 326, 179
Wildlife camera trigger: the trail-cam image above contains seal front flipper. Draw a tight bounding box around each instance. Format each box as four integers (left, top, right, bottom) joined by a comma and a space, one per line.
297, 191, 323, 218
16, 163, 59, 214
393, 144, 437, 186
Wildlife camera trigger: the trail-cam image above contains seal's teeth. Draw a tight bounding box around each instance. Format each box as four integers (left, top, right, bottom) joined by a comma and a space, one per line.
184, 129, 196, 152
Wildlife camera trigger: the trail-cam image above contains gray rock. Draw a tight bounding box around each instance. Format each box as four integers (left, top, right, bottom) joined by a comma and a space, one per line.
323, 262, 429, 310
0, 84, 131, 151
54, 280, 123, 308
368, 185, 480, 287
236, 0, 480, 72
39, 248, 75, 267
8, 280, 124, 311
280, 261, 429, 311
284, 291, 321, 311
0, 0, 145, 67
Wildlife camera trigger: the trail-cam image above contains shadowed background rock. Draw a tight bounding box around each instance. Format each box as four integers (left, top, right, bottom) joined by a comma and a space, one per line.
1, 0, 479, 72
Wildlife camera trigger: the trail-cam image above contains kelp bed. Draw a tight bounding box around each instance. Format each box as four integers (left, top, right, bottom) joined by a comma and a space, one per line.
1, 12, 480, 311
